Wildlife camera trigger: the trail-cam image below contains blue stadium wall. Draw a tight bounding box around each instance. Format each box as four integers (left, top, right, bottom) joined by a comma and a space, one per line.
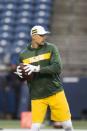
63, 77, 87, 119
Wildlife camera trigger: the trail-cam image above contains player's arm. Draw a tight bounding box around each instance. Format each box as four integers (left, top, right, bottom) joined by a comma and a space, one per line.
40, 45, 62, 75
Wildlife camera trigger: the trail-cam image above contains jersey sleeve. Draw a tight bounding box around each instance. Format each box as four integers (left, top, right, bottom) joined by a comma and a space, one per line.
40, 45, 62, 75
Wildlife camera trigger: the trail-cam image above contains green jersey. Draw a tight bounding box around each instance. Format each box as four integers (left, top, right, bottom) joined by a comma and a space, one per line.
19, 42, 63, 99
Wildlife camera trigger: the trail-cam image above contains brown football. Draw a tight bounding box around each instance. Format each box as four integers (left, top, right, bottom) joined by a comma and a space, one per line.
19, 63, 33, 81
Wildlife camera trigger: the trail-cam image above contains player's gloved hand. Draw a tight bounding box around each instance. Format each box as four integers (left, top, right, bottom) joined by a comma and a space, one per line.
24, 64, 40, 75
14, 65, 23, 78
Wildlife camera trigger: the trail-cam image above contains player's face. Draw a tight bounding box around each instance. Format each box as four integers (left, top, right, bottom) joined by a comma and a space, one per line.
32, 34, 47, 45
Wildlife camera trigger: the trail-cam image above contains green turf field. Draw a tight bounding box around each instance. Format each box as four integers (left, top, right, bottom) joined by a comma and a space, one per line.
0, 120, 87, 129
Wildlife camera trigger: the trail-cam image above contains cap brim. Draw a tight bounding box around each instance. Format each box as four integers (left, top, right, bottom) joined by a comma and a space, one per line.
45, 31, 50, 34
38, 31, 50, 35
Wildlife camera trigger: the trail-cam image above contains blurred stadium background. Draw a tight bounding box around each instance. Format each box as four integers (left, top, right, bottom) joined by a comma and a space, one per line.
0, 0, 87, 130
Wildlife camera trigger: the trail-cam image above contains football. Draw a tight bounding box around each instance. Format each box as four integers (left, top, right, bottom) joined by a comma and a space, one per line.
19, 63, 33, 81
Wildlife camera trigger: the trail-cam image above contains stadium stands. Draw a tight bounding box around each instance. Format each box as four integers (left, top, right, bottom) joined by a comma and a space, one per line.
0, 0, 53, 65
0, 0, 87, 76
49, 0, 87, 76
34, 0, 52, 26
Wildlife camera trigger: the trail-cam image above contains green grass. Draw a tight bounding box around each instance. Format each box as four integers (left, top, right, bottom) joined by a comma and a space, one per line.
0, 120, 20, 128
72, 120, 87, 129
0, 120, 87, 129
